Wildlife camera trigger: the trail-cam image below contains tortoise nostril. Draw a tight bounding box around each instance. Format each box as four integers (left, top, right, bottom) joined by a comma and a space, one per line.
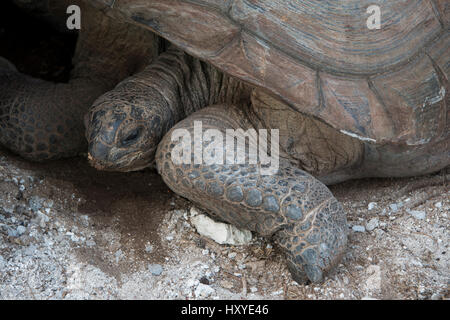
121, 128, 142, 146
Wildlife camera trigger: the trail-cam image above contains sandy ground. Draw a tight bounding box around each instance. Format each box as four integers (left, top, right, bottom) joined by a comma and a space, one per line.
0, 146, 448, 300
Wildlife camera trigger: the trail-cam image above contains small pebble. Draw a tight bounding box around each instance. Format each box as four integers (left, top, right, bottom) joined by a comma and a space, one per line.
271, 290, 283, 295
114, 250, 123, 263
148, 264, 163, 276
86, 240, 96, 247
389, 203, 398, 212
220, 280, 233, 289
431, 293, 442, 300
186, 279, 199, 288
352, 225, 366, 233
366, 218, 379, 231
199, 276, 210, 285
16, 225, 26, 236
407, 209, 426, 220
368, 202, 377, 210
29, 196, 44, 213
194, 283, 215, 298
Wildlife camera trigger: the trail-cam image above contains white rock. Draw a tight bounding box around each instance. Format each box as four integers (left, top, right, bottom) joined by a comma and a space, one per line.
368, 202, 377, 210
389, 203, 399, 212
145, 243, 153, 253
431, 293, 442, 300
366, 218, 379, 231
148, 264, 163, 276
186, 279, 199, 288
352, 225, 366, 233
16, 225, 26, 235
0, 255, 5, 269
406, 209, 426, 220
190, 213, 252, 245
271, 290, 283, 295
365, 265, 381, 293
194, 283, 215, 298
114, 250, 123, 263
434, 202, 442, 208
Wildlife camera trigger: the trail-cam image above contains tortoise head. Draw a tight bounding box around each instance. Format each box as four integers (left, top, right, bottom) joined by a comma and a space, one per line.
85, 93, 164, 172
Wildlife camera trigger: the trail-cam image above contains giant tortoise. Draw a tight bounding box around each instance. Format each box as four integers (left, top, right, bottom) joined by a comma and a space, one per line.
2, 1, 449, 283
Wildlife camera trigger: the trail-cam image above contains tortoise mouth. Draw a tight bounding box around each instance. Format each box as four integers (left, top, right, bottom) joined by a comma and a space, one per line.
87, 146, 155, 172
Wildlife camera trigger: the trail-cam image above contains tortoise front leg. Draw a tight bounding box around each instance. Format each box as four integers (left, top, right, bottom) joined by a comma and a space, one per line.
156, 105, 348, 283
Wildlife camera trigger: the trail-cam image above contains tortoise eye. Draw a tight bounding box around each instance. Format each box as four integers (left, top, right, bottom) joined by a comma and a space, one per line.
121, 128, 142, 146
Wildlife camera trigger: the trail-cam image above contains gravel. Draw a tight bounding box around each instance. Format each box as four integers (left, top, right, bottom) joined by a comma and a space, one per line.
0, 151, 448, 300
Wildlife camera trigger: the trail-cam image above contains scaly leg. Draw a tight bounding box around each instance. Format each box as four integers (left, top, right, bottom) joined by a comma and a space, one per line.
156, 105, 348, 283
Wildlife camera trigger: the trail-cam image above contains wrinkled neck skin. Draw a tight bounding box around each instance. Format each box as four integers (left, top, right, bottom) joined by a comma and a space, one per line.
134, 46, 253, 126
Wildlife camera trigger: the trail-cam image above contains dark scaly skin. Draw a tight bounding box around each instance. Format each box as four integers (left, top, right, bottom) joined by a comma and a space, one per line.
155, 106, 348, 283
0, 1, 158, 161
0, 71, 105, 160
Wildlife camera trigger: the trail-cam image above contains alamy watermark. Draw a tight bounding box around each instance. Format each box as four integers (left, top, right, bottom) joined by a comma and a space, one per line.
367, 5, 381, 30
65, 4, 382, 31
170, 121, 280, 175
66, 5, 81, 30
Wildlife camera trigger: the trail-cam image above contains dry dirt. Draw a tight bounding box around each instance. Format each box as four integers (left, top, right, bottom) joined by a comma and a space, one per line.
0, 146, 448, 300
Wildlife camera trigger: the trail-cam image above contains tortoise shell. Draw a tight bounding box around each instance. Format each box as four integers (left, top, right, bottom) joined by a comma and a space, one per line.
93, 0, 449, 146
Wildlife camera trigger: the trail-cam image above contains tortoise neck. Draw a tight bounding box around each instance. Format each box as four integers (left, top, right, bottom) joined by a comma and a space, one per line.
133, 47, 252, 124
